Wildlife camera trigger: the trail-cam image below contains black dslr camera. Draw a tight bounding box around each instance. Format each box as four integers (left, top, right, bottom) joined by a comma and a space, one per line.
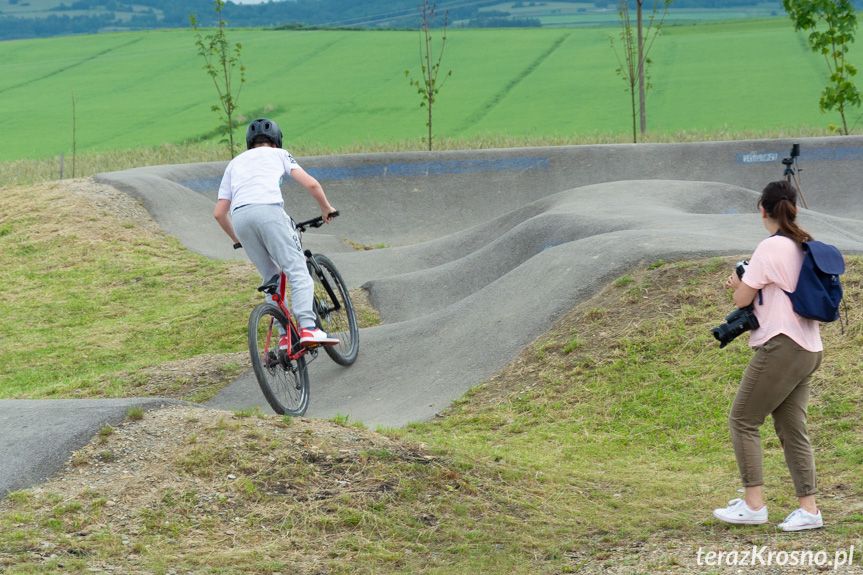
711, 261, 760, 349
781, 142, 800, 168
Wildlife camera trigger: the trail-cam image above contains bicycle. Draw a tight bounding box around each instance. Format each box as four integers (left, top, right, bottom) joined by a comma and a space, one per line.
246, 211, 359, 416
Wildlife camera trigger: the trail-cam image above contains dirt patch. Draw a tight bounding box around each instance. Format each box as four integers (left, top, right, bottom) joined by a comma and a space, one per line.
2, 405, 439, 573
41, 177, 165, 240
89, 352, 252, 404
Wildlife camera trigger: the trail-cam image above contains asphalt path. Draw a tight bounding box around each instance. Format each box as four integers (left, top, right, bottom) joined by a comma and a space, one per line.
0, 399, 195, 495
3, 137, 863, 496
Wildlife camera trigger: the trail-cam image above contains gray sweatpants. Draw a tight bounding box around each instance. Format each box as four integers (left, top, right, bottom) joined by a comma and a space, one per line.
729, 334, 823, 497
231, 204, 316, 329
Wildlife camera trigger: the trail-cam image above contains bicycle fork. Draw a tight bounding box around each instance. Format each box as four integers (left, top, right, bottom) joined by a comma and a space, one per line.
306, 250, 342, 316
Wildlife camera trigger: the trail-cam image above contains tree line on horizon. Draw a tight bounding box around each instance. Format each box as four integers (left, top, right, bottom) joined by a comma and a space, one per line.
0, 0, 820, 41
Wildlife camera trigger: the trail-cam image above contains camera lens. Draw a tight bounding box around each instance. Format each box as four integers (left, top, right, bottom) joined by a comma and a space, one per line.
710, 306, 760, 349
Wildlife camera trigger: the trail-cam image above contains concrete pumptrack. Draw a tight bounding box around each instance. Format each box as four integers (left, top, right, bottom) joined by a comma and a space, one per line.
3, 137, 863, 496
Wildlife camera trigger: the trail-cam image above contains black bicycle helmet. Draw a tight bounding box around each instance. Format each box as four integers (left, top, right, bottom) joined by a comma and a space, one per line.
246, 118, 283, 149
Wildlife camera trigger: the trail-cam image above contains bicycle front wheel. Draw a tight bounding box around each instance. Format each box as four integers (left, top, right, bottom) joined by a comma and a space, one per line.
309, 254, 359, 366
248, 303, 309, 416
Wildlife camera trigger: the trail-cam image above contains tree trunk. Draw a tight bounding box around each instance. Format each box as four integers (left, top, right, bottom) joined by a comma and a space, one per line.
428, 101, 433, 151
637, 0, 646, 134
630, 80, 638, 143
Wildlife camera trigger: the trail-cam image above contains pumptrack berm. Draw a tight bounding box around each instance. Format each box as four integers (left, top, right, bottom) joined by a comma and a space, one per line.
3, 137, 863, 496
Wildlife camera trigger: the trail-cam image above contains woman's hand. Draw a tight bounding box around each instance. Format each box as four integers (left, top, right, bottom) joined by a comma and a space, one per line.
725, 273, 741, 291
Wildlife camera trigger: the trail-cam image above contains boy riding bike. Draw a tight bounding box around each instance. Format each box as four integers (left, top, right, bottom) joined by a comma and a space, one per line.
214, 118, 339, 348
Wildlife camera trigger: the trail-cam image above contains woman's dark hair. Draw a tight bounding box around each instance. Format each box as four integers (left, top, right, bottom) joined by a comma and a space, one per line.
758, 180, 813, 245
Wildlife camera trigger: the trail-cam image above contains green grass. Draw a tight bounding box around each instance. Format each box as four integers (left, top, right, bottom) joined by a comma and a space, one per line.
0, 181, 262, 399
390, 256, 863, 565
0, 20, 858, 164
1, 220, 860, 572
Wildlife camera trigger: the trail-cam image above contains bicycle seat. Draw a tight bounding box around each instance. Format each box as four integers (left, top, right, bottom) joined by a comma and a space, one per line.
257, 274, 280, 294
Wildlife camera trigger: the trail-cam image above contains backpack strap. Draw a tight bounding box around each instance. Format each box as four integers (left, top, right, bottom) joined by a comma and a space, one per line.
841, 298, 849, 333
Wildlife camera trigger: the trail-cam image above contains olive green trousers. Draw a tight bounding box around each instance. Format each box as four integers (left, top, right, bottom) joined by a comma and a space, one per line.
729, 334, 823, 497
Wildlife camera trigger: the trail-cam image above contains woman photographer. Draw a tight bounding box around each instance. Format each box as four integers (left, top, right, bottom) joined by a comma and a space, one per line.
712, 180, 824, 532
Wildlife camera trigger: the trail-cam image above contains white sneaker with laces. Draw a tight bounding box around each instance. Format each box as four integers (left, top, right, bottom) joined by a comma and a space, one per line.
778, 508, 823, 532
299, 327, 339, 347
713, 498, 769, 524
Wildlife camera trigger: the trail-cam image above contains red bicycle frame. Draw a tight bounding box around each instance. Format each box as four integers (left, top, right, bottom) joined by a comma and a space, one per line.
265, 270, 309, 362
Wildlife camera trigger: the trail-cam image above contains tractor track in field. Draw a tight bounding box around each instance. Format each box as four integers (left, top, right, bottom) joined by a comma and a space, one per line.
461, 32, 571, 131
0, 37, 144, 96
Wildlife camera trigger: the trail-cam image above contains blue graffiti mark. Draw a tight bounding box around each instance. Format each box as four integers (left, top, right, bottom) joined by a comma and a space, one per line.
308, 157, 549, 182
176, 157, 550, 192
540, 240, 564, 252
806, 146, 863, 161
734, 146, 863, 165
177, 177, 223, 193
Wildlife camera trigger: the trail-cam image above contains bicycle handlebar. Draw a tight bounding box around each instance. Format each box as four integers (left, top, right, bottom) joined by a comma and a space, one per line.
233, 211, 339, 249
295, 210, 339, 232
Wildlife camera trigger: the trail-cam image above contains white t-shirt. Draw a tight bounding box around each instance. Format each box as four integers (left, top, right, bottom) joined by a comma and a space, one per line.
217, 147, 301, 213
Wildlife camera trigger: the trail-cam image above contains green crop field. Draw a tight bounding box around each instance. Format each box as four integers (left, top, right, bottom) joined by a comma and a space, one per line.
0, 18, 856, 163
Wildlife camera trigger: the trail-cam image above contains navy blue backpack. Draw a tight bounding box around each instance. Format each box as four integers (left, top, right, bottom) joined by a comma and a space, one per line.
784, 240, 846, 323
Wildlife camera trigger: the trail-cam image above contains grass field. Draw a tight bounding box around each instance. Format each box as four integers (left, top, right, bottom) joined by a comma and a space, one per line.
0, 18, 857, 163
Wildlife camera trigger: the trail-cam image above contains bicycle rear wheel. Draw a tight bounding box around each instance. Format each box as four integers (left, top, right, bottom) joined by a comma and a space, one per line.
248, 303, 309, 416
309, 254, 359, 366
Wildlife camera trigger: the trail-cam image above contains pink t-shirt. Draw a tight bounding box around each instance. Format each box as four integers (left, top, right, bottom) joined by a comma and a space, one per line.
743, 234, 822, 352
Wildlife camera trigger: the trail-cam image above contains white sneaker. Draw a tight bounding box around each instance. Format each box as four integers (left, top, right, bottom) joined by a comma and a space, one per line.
299, 327, 339, 347
713, 498, 769, 524
778, 508, 823, 532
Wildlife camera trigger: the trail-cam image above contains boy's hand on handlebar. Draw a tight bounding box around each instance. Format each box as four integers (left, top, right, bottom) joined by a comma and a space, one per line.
321, 208, 338, 224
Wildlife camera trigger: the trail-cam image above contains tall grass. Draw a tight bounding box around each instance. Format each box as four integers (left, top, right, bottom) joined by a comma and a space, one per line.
0, 142, 229, 189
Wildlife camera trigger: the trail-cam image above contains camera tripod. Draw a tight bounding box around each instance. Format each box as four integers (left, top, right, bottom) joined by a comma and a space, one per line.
782, 143, 809, 209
